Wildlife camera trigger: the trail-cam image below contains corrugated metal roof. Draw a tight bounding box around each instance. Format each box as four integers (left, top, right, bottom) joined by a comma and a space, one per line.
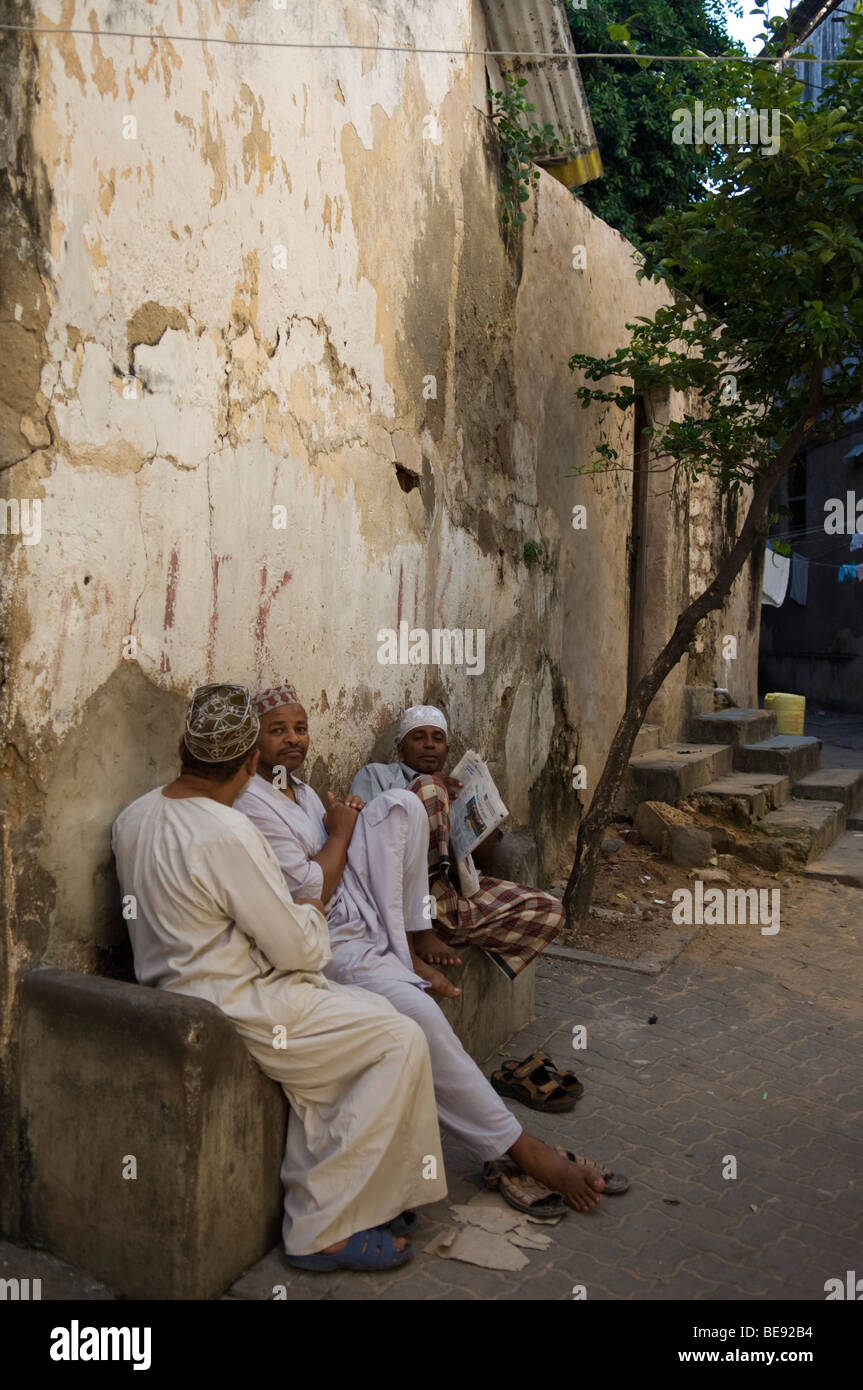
780, 0, 845, 48
481, 0, 602, 188
788, 1, 851, 104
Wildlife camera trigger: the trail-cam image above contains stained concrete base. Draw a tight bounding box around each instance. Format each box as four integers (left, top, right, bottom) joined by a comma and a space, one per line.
19, 968, 287, 1300
618, 744, 734, 815
735, 735, 822, 780
689, 772, 791, 818
17, 951, 533, 1300
435, 948, 535, 1064
688, 709, 776, 746
760, 799, 846, 861
793, 767, 863, 809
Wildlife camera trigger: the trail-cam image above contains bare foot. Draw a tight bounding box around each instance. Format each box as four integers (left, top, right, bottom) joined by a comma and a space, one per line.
508, 1132, 605, 1214
555, 1160, 605, 1213
321, 1229, 407, 1255
412, 927, 463, 966
412, 954, 462, 999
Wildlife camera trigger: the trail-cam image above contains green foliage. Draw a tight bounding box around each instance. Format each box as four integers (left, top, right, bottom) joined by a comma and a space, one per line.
488, 75, 568, 232
565, 0, 748, 245
523, 541, 544, 563
568, 7, 863, 501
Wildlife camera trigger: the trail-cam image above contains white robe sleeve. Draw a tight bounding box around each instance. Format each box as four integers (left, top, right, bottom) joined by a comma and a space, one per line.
191, 825, 331, 975
243, 796, 326, 901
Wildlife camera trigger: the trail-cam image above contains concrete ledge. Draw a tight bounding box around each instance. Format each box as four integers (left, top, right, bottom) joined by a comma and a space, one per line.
803, 830, 863, 886
618, 744, 734, 815
735, 736, 821, 781
687, 709, 777, 746
632, 722, 663, 756
793, 767, 863, 810
18, 952, 533, 1298
435, 947, 535, 1064
19, 968, 287, 1300
689, 772, 792, 819
760, 799, 846, 862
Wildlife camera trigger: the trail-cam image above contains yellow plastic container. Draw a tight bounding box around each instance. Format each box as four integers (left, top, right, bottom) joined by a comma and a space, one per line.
764, 692, 806, 736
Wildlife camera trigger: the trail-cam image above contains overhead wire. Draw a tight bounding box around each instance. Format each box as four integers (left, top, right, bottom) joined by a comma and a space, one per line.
1, 20, 863, 63
5, 11, 860, 578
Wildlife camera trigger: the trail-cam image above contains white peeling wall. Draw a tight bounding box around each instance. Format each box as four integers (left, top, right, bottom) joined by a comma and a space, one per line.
0, 0, 759, 965
0, 3, 761, 1234
11, 1, 465, 748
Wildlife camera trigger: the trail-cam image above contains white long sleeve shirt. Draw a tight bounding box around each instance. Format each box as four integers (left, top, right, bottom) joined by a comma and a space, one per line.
111, 788, 333, 1030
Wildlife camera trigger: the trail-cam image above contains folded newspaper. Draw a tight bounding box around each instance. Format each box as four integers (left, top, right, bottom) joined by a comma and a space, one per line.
449, 751, 508, 899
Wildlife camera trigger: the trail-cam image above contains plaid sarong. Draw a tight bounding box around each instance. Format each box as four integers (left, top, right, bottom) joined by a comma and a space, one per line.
408, 774, 564, 978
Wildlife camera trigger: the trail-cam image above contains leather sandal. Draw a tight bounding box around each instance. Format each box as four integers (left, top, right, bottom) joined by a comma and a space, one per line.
498, 1052, 585, 1101
482, 1158, 568, 1221
489, 1051, 578, 1112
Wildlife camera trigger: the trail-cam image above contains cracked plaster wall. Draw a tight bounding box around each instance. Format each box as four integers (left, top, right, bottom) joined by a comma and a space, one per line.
0, 0, 758, 1231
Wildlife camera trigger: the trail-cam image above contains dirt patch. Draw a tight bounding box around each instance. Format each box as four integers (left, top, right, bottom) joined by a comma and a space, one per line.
551, 825, 792, 961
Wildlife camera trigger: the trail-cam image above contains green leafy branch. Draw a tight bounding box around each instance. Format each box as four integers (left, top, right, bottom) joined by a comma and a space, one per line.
488, 75, 568, 231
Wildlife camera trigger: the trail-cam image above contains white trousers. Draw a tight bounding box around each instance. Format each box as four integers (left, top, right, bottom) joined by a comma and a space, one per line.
331, 791, 523, 1164
325, 788, 430, 984
239, 979, 447, 1256
358, 974, 523, 1163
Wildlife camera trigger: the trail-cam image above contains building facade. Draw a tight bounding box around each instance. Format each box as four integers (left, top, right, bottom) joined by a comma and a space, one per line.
0, 0, 760, 1236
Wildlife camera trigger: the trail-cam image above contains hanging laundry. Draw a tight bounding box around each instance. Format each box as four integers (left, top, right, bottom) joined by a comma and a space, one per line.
851, 532, 863, 552
838, 564, 857, 583
790, 553, 809, 606
762, 548, 791, 607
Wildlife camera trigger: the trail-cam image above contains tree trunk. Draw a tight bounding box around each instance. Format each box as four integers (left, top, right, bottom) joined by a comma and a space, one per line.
563, 386, 823, 930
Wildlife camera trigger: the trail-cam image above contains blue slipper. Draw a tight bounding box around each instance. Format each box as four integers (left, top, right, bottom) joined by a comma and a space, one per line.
284, 1226, 413, 1273
388, 1210, 418, 1238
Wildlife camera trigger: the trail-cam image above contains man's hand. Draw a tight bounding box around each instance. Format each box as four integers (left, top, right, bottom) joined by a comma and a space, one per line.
322, 792, 360, 840
443, 775, 463, 798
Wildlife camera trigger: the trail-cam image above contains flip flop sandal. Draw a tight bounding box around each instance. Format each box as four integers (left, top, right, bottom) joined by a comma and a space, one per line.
498, 1054, 585, 1101
482, 1158, 569, 1221
489, 1053, 577, 1113
284, 1225, 413, 1272
387, 1210, 418, 1237
555, 1145, 630, 1195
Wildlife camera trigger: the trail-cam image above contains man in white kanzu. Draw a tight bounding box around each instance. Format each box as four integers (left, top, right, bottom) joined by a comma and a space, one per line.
235, 681, 617, 1216
111, 683, 447, 1272
351, 705, 565, 980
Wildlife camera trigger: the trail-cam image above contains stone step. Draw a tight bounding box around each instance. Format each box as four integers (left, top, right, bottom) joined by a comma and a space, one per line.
688, 772, 792, 821
804, 830, 863, 887
849, 814, 863, 832
734, 735, 822, 782
632, 722, 663, 756
759, 799, 846, 863
617, 743, 734, 815
687, 708, 777, 747
682, 684, 715, 720
792, 767, 863, 811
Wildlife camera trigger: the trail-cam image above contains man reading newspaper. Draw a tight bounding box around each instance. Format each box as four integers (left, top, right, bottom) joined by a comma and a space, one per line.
350, 705, 564, 979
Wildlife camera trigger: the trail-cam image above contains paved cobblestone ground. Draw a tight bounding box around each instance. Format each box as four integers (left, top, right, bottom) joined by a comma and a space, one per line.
3, 876, 861, 1302
227, 875, 863, 1302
